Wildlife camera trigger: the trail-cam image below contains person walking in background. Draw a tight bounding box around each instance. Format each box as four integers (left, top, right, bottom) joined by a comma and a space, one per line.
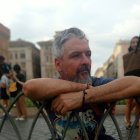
0, 64, 10, 110
8, 71, 18, 106
124, 36, 140, 129
13, 64, 27, 121
0, 55, 11, 111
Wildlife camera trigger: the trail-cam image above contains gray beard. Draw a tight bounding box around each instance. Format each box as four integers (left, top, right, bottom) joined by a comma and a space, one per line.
70, 74, 92, 85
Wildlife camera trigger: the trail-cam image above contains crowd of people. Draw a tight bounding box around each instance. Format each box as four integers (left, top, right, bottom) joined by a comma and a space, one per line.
0, 55, 27, 120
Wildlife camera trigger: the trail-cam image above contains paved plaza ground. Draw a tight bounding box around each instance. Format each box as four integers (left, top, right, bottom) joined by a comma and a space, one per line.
0, 105, 139, 140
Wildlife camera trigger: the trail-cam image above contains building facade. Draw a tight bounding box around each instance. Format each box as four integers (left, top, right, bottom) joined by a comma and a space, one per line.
95, 40, 129, 78
0, 23, 10, 61
38, 40, 59, 78
9, 39, 41, 79
112, 40, 129, 78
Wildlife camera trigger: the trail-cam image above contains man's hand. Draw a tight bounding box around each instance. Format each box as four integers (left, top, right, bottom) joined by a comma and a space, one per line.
51, 91, 83, 115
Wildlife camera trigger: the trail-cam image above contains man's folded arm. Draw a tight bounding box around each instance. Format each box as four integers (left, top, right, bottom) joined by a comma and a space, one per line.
23, 78, 87, 100
85, 76, 140, 104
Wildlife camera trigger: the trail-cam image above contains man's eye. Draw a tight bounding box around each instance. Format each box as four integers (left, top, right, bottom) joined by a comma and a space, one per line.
72, 54, 80, 58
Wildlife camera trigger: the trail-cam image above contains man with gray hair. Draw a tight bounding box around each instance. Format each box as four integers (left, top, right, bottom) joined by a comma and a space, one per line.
53, 27, 116, 139
53, 28, 93, 84
24, 27, 117, 139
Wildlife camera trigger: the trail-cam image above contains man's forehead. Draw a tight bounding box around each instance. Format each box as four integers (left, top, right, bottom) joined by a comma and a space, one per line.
64, 37, 87, 44
68, 48, 91, 53
63, 38, 90, 50
64, 46, 91, 56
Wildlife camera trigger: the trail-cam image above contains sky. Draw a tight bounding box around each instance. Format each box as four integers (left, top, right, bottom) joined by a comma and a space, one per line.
0, 0, 140, 75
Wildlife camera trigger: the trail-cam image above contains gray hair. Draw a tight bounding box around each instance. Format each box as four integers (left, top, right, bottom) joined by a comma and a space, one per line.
53, 27, 88, 58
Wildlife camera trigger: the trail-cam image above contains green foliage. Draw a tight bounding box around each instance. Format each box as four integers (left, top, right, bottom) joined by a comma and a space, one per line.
25, 97, 35, 107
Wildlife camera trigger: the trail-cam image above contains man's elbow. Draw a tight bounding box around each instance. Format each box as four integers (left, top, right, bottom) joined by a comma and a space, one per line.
22, 79, 42, 101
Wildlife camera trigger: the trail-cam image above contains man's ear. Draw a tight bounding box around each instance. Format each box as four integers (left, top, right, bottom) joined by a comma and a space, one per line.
55, 58, 62, 72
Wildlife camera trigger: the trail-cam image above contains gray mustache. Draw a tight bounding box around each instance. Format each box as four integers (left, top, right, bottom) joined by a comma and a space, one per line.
77, 65, 90, 74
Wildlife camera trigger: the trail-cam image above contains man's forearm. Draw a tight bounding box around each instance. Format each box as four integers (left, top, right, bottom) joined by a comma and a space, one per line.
85, 76, 140, 104
23, 78, 87, 100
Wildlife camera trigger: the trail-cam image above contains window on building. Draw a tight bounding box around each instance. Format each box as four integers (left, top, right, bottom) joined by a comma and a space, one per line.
15, 53, 18, 59
20, 52, 25, 59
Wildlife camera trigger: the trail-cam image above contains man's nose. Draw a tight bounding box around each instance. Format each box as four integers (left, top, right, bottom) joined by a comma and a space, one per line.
81, 54, 91, 64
